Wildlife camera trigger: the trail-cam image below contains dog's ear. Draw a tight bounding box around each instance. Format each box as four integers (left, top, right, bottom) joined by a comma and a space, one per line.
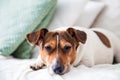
67, 27, 87, 44
26, 28, 48, 46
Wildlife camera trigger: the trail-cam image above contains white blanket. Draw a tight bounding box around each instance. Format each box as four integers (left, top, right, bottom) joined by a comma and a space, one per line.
0, 55, 120, 80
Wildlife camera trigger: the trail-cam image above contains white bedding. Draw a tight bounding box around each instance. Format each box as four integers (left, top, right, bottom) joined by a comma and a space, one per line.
0, 55, 120, 80
1, 0, 120, 80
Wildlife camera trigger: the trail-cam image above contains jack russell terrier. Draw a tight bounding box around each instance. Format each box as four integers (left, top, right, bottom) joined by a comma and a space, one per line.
26, 26, 120, 75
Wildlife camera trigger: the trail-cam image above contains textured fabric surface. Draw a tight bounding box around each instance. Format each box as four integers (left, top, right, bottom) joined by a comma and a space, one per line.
0, 55, 120, 80
12, 7, 56, 59
0, 0, 57, 58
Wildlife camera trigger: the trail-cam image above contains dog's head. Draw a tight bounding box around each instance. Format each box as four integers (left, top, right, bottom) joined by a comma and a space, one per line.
26, 27, 86, 75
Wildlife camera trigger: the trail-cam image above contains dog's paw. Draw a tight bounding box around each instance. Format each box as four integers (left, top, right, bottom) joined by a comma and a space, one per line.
30, 63, 45, 71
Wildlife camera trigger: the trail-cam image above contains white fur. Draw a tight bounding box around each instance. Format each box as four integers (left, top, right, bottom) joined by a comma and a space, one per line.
56, 35, 59, 55
48, 58, 57, 75
50, 26, 120, 67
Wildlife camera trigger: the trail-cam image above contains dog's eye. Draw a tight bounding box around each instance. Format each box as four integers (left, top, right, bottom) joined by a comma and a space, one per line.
63, 45, 71, 52
45, 46, 52, 52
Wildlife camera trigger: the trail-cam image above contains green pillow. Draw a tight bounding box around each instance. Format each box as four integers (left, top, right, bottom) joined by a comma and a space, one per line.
12, 7, 55, 59
0, 0, 57, 58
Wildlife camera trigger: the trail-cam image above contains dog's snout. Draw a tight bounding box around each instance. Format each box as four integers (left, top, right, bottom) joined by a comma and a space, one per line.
52, 64, 64, 75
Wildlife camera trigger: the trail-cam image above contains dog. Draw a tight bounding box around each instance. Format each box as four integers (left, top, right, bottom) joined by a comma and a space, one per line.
26, 26, 120, 75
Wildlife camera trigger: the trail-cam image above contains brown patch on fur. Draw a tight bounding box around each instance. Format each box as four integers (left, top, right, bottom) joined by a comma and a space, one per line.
26, 28, 48, 46
67, 27, 87, 44
60, 39, 76, 64
94, 31, 111, 48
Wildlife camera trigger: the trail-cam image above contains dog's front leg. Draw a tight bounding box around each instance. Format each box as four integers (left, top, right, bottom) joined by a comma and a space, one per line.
30, 55, 45, 70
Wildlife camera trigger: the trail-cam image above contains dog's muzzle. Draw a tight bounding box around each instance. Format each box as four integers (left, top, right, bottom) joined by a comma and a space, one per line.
52, 63, 64, 75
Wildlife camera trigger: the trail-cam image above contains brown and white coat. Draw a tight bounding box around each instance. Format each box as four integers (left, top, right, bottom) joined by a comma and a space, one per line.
26, 26, 120, 75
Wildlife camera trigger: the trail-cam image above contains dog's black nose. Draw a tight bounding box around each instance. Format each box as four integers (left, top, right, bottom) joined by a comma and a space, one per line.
52, 64, 64, 75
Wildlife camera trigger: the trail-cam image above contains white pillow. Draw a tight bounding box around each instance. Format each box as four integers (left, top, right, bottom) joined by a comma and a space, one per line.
92, 0, 120, 38
48, 0, 89, 30
74, 1, 105, 28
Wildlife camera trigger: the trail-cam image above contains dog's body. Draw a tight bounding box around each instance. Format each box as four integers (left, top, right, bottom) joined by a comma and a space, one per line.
26, 26, 120, 75
72, 27, 120, 67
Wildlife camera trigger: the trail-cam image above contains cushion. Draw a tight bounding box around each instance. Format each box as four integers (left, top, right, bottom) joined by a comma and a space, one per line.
92, 0, 120, 38
0, 0, 57, 58
48, 0, 89, 29
74, 1, 105, 28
